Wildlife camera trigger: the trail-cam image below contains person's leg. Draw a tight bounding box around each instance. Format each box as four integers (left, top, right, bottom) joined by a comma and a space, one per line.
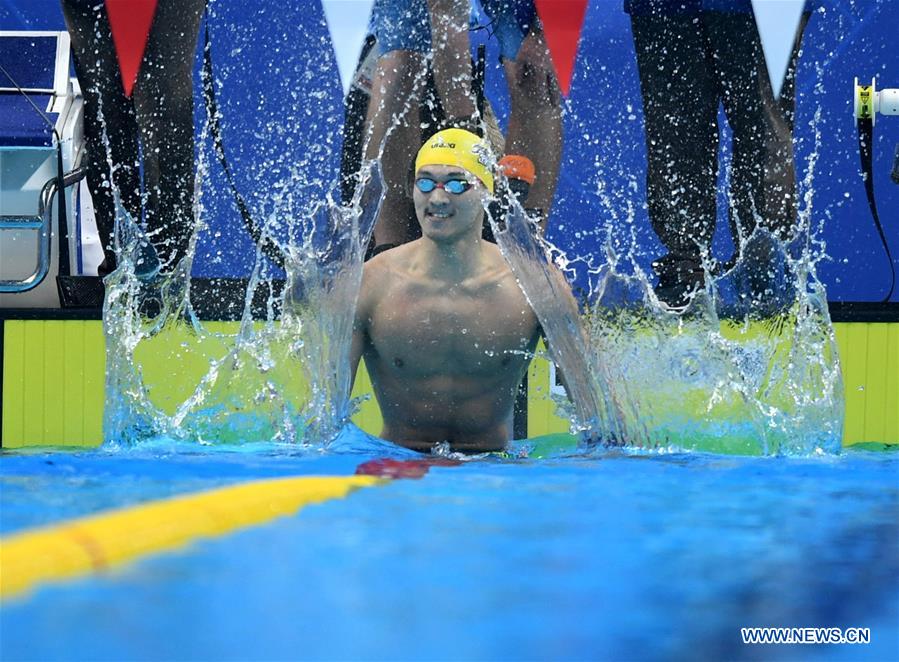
60, 0, 142, 274
131, 0, 206, 271
364, 49, 429, 248
340, 34, 379, 205
705, 11, 808, 251
428, 0, 478, 124
362, 0, 434, 248
479, 0, 560, 227
502, 26, 561, 228
630, 12, 719, 302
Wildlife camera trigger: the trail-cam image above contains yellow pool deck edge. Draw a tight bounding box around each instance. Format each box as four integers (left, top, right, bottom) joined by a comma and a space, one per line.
0, 474, 384, 602
2, 319, 898, 446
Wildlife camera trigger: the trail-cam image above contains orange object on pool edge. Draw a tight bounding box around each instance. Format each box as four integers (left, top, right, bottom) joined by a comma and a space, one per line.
498, 155, 536, 185
355, 458, 462, 479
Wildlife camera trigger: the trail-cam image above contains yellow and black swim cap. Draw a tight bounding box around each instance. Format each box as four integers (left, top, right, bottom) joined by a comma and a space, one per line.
415, 128, 495, 193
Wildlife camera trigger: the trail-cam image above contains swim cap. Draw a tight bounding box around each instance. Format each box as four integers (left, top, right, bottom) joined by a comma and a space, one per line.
498, 154, 536, 185
415, 128, 495, 193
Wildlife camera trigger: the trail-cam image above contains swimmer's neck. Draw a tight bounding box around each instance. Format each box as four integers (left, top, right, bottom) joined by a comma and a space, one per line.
414, 235, 488, 282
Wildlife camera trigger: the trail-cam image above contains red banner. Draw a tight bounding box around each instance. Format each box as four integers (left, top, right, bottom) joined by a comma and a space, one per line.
534, 0, 589, 97
105, 0, 158, 98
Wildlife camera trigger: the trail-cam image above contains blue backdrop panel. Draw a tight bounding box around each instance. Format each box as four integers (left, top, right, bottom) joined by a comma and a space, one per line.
194, 1, 344, 278
791, 1, 898, 303
2, 0, 896, 301
545, 0, 898, 303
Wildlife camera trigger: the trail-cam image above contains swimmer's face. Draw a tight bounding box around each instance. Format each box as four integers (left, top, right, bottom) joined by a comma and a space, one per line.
413, 165, 487, 243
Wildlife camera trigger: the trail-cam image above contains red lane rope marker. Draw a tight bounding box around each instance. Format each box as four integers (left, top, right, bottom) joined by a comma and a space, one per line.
63, 528, 110, 572
356, 457, 462, 479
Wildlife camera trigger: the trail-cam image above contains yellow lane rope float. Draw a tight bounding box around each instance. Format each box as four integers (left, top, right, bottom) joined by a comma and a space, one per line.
0, 474, 384, 601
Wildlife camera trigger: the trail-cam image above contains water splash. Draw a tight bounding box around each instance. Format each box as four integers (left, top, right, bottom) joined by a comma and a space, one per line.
102, 158, 382, 448
281, 162, 383, 441
492, 182, 843, 456
97, 3, 842, 457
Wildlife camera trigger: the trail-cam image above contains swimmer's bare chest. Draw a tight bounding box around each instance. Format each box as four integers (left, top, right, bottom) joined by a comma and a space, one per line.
366, 281, 537, 387
363, 276, 539, 440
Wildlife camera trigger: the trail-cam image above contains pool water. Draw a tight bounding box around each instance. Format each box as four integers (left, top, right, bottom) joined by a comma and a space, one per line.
1, 428, 897, 661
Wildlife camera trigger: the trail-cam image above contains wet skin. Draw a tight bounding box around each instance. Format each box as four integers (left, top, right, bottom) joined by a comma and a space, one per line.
350, 165, 541, 453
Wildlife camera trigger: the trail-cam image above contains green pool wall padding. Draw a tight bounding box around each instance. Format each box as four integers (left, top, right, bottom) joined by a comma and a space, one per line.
2, 320, 105, 447
834, 323, 899, 445
1, 319, 896, 447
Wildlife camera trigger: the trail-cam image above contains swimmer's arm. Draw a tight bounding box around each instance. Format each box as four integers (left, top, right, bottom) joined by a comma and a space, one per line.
350, 263, 377, 390
539, 263, 589, 404
540, 323, 575, 405
349, 316, 366, 394
539, 265, 626, 439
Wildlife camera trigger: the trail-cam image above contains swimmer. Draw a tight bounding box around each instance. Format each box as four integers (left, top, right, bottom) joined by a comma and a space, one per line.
350, 128, 577, 453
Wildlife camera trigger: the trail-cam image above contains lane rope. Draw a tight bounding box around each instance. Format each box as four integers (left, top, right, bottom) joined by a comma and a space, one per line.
0, 474, 383, 601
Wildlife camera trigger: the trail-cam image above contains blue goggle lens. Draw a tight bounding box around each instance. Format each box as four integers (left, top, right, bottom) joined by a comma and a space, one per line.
415, 178, 472, 195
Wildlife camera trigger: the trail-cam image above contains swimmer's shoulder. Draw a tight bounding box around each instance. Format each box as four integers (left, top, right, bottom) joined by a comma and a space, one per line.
359, 251, 390, 315
483, 241, 508, 269
480, 242, 518, 288
364, 241, 417, 278
479, 242, 541, 329
361, 242, 416, 301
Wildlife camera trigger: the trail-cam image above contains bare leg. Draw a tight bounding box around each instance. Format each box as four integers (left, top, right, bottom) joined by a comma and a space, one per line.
364, 50, 429, 247
502, 25, 562, 229
132, 0, 206, 271
428, 0, 477, 123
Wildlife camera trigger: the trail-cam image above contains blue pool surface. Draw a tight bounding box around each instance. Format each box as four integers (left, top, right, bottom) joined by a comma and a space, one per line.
1, 429, 897, 662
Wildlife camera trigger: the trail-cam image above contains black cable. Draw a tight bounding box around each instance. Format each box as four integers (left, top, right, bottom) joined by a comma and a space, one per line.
0, 62, 57, 133
55, 141, 70, 275
891, 143, 899, 185
857, 118, 896, 302
474, 44, 486, 118
200, 14, 287, 269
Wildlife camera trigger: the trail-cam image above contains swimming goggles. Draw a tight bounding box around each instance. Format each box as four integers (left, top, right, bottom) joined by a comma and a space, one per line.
415, 177, 474, 195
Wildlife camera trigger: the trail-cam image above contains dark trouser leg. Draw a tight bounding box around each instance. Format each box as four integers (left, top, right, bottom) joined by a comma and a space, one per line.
340, 35, 378, 205
630, 14, 719, 298
705, 11, 808, 254
61, 0, 142, 275
132, 0, 206, 271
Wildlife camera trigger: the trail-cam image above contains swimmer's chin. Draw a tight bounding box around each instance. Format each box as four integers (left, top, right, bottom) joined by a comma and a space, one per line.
422, 212, 456, 226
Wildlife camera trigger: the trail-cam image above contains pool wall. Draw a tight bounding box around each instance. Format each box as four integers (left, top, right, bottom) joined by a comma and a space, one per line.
2, 315, 896, 447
